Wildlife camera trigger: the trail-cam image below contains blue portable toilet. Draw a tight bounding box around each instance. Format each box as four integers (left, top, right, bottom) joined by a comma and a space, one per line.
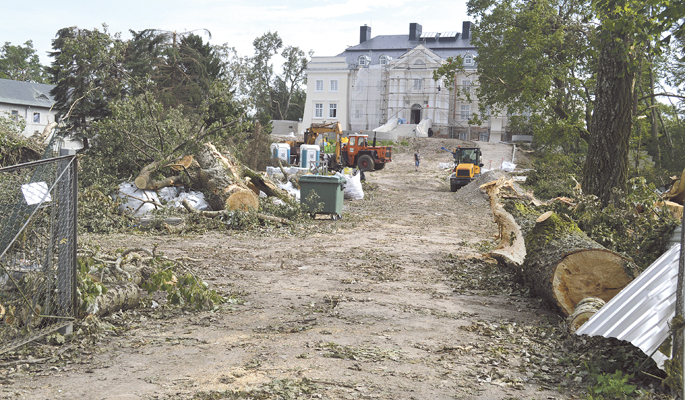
270, 143, 291, 163
300, 145, 320, 169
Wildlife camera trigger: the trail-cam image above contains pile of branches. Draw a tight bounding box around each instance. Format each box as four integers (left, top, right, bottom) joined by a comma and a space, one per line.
76, 245, 225, 318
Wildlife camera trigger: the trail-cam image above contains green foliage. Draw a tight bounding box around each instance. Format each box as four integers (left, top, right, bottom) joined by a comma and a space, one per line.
0, 40, 50, 83
142, 266, 224, 310
259, 196, 310, 223
76, 256, 108, 314
0, 113, 41, 166
48, 25, 127, 134
245, 32, 310, 125
549, 177, 678, 269
525, 151, 585, 199
77, 183, 131, 233
586, 370, 636, 400
466, 0, 594, 140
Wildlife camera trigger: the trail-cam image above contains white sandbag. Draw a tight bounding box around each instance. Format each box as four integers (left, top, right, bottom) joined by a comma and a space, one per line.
500, 161, 517, 172
174, 190, 211, 211
119, 183, 211, 216
341, 171, 364, 200
118, 182, 161, 217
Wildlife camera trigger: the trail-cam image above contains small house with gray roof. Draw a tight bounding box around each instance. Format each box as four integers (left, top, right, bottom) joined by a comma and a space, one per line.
0, 78, 58, 138
302, 22, 508, 142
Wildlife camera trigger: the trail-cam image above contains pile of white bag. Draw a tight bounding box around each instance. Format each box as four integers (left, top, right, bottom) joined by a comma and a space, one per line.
118, 182, 210, 217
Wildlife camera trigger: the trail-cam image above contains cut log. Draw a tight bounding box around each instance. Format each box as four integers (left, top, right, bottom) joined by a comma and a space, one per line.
480, 178, 529, 271
86, 282, 141, 317
482, 178, 636, 316
194, 143, 259, 211
661, 200, 683, 220
523, 211, 635, 316
568, 297, 605, 333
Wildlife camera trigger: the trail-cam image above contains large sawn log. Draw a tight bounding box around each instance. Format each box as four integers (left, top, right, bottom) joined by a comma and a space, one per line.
523, 211, 636, 316
193, 143, 259, 211
482, 178, 636, 316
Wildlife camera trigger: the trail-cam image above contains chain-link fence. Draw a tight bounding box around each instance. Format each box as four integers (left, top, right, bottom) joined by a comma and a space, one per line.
0, 154, 78, 354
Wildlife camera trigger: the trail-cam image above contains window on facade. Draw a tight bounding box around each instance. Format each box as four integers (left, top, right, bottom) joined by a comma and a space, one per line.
11, 110, 19, 122
315, 80, 324, 92
329, 103, 337, 118
355, 104, 363, 119
330, 80, 338, 92
33, 112, 40, 123
315, 103, 323, 118
462, 79, 471, 94
358, 55, 368, 66
460, 104, 470, 120
379, 55, 388, 65
464, 54, 473, 65
414, 79, 422, 91
414, 59, 425, 66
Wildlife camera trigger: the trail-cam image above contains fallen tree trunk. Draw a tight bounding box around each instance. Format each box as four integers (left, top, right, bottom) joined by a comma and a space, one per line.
483, 178, 636, 316
524, 211, 636, 316
242, 167, 293, 203
194, 143, 259, 211
85, 282, 141, 317
181, 199, 291, 225
480, 178, 532, 273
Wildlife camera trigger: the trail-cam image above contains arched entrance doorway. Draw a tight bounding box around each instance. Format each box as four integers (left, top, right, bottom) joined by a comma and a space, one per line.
410, 103, 422, 124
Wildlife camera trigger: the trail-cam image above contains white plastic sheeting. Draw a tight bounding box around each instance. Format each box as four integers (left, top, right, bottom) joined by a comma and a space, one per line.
373, 118, 399, 133
278, 181, 301, 201
415, 119, 432, 137
575, 244, 682, 370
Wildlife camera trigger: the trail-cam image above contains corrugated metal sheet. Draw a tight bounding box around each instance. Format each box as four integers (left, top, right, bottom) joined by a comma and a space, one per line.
575, 244, 681, 370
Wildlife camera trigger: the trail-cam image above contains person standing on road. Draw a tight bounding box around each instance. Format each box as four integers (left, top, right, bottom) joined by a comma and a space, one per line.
414, 149, 421, 171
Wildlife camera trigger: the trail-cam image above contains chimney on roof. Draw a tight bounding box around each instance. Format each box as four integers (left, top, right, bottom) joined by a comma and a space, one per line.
360, 25, 371, 43
462, 21, 471, 40
409, 23, 422, 41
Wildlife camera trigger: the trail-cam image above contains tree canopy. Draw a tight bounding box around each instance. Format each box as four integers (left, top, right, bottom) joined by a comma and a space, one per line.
0, 40, 50, 83
465, 0, 685, 204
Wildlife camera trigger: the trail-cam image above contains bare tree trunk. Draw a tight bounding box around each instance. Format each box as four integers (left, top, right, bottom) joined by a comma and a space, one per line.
582, 30, 636, 205
650, 68, 660, 168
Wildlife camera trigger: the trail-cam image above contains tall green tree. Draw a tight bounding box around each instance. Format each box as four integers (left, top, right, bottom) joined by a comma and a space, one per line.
465, 0, 595, 149
582, 0, 684, 204
270, 45, 311, 121
246, 31, 283, 125
0, 40, 50, 83
48, 26, 126, 134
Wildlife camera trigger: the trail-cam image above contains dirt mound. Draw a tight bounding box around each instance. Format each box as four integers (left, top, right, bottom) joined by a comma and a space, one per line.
453, 168, 509, 206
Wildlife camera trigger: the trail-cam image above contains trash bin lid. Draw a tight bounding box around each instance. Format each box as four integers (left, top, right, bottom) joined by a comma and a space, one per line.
299, 174, 346, 184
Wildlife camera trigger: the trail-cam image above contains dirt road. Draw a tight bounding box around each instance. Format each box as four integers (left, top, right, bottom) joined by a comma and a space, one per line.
2, 138, 575, 400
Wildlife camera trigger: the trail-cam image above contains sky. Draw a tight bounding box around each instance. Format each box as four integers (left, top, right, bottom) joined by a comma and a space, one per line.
2, 0, 470, 68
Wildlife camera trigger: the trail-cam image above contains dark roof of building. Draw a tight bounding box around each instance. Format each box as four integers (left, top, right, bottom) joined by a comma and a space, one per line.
0, 78, 55, 108
338, 25, 477, 67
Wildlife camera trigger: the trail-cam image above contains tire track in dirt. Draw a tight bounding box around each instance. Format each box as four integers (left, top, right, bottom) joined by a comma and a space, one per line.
3, 139, 570, 400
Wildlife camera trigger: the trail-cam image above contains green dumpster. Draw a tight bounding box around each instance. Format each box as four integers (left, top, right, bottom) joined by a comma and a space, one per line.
299, 174, 345, 220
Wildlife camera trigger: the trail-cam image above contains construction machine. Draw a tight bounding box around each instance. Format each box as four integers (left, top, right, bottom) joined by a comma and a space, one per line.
327, 131, 392, 172
662, 166, 685, 205
449, 146, 483, 192
286, 121, 343, 165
